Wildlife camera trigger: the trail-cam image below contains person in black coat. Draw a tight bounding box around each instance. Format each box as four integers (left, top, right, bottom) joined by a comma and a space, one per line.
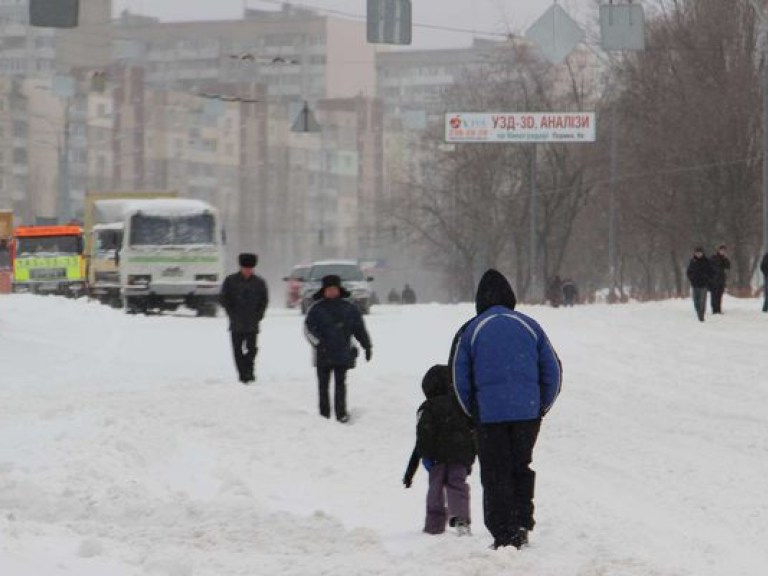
401, 283, 417, 304
403, 364, 475, 535
304, 274, 372, 422
686, 247, 713, 322
761, 252, 768, 313
219, 253, 269, 383
708, 244, 731, 314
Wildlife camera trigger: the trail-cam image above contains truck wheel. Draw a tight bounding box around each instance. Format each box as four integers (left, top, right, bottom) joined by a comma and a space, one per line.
124, 297, 144, 315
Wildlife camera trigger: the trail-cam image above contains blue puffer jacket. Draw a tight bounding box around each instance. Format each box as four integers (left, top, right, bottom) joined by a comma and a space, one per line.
451, 269, 562, 424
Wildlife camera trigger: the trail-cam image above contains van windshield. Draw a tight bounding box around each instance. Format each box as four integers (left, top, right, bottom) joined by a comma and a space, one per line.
129, 213, 215, 246
309, 264, 364, 281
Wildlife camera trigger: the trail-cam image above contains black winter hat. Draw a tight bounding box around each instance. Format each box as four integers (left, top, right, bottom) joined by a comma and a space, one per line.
421, 364, 451, 399
475, 269, 517, 314
238, 253, 258, 268
313, 274, 351, 300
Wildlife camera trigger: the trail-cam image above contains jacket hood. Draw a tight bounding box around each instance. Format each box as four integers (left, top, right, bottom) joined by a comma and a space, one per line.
421, 364, 451, 399
475, 269, 517, 314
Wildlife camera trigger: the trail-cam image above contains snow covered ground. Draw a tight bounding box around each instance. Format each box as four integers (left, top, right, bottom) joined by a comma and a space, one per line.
1, 293, 767, 576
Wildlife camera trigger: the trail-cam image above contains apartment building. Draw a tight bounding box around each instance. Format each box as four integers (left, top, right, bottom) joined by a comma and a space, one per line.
0, 0, 111, 76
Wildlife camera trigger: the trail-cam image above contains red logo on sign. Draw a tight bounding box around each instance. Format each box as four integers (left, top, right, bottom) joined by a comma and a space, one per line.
449, 116, 461, 129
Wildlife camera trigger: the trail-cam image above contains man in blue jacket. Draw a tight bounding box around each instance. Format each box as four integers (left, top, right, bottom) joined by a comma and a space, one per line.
451, 269, 562, 550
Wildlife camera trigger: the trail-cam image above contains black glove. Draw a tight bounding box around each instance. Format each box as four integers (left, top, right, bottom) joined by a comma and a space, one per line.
365, 348, 372, 362
403, 475, 412, 488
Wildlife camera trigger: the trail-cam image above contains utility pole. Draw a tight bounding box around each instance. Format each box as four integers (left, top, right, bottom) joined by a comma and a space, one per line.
608, 103, 619, 301
530, 143, 539, 301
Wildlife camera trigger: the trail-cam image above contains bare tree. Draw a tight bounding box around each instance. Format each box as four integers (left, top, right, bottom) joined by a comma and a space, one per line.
610, 0, 762, 296
390, 40, 600, 301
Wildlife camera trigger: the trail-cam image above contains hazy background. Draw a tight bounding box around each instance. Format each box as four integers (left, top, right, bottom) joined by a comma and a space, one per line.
113, 0, 598, 48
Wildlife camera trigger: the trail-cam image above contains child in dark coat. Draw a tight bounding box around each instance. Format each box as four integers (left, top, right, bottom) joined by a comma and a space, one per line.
403, 364, 476, 535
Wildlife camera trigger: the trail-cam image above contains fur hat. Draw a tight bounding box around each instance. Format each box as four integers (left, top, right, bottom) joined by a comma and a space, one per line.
313, 274, 351, 300
238, 253, 258, 268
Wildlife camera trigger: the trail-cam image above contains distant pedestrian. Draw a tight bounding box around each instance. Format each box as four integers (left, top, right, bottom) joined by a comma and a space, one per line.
451, 269, 562, 550
387, 288, 401, 304
304, 274, 372, 423
401, 283, 417, 304
761, 252, 768, 313
403, 364, 475, 536
686, 247, 713, 322
546, 276, 563, 307
219, 253, 269, 384
561, 278, 579, 307
708, 244, 731, 314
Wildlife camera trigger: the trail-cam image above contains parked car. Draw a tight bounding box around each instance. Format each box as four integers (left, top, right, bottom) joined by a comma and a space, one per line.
282, 263, 311, 308
300, 260, 374, 314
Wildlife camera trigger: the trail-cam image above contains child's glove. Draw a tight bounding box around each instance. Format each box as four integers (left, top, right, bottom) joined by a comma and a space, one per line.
422, 458, 435, 472
403, 475, 413, 488
365, 348, 372, 362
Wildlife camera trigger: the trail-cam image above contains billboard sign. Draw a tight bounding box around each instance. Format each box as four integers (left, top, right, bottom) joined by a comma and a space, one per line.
445, 112, 596, 143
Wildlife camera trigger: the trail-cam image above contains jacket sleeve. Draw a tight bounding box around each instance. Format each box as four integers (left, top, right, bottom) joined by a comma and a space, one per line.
537, 328, 562, 417
304, 304, 323, 346
404, 445, 420, 485
255, 277, 269, 323
761, 254, 768, 275
451, 326, 473, 419
351, 306, 372, 351
219, 276, 232, 314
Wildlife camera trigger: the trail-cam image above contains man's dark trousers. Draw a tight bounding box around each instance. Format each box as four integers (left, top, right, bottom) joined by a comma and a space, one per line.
231, 332, 257, 381
710, 284, 725, 313
476, 419, 542, 542
316, 366, 347, 419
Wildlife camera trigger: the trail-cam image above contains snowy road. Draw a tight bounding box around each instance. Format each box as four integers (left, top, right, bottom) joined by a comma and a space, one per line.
1, 294, 767, 575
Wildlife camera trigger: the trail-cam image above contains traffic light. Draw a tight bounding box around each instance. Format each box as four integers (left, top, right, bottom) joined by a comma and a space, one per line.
30, 0, 79, 28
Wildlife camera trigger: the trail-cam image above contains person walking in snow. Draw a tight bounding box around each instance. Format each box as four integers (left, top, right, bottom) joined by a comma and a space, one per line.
761, 252, 768, 313
401, 283, 417, 304
708, 244, 730, 314
450, 269, 562, 550
561, 278, 579, 307
402, 364, 475, 536
686, 247, 713, 322
219, 252, 269, 384
304, 274, 372, 423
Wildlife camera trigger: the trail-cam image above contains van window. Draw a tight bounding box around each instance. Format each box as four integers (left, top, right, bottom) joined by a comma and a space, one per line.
130, 213, 215, 246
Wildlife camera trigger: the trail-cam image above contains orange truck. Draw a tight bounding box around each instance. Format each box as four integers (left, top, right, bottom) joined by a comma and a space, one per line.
11, 224, 86, 296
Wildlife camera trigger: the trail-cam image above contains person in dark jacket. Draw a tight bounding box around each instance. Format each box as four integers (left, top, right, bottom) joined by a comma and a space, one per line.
708, 244, 731, 314
760, 252, 768, 313
451, 269, 562, 550
387, 288, 401, 304
686, 247, 713, 322
403, 364, 475, 536
546, 275, 563, 307
561, 278, 579, 307
401, 283, 417, 304
304, 274, 372, 422
219, 253, 269, 384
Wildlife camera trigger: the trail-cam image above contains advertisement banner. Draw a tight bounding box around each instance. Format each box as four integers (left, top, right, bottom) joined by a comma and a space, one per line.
445, 112, 596, 143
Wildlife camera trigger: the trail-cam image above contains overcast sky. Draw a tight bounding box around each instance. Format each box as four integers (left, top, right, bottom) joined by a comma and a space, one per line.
113, 0, 599, 49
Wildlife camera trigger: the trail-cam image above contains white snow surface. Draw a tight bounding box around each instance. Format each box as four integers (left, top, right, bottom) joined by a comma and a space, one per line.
1, 294, 767, 576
